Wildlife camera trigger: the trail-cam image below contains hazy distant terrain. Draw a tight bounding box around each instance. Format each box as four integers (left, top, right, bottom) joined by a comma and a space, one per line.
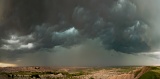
0, 66, 158, 79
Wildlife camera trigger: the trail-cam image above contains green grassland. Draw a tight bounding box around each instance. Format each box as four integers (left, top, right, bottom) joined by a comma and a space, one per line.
139, 66, 160, 79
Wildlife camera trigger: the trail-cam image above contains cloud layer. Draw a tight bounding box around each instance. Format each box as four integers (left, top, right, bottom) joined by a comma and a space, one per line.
0, 0, 160, 66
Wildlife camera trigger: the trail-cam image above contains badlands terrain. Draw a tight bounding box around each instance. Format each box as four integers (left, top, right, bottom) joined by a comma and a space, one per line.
0, 66, 159, 79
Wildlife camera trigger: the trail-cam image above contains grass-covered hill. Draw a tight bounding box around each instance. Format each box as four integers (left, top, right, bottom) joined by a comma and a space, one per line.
138, 66, 160, 79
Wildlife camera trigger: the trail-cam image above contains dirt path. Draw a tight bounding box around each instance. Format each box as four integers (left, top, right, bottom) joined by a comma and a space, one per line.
134, 66, 151, 79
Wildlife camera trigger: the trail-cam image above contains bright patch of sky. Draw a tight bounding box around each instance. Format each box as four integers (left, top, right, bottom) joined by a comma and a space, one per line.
54, 27, 78, 37
0, 63, 17, 67
0, 34, 34, 50
18, 43, 34, 49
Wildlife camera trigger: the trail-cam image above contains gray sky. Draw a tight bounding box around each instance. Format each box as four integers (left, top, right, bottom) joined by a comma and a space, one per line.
0, 0, 160, 66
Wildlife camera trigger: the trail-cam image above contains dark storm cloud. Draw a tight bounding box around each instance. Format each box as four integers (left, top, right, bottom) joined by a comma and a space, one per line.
0, 0, 152, 53
0, 0, 160, 66
32, 24, 80, 49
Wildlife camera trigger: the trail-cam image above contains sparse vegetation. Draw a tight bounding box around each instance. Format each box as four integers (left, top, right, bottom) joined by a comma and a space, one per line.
0, 70, 88, 79
118, 67, 135, 73
1, 66, 153, 79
